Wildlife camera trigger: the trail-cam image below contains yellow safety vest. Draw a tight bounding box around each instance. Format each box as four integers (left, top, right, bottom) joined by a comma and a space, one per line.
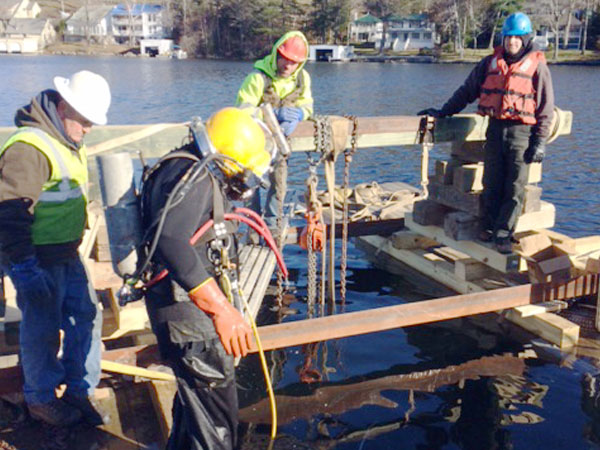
0, 127, 88, 245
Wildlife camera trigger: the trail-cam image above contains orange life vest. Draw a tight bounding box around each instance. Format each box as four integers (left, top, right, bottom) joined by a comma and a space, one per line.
478, 46, 544, 125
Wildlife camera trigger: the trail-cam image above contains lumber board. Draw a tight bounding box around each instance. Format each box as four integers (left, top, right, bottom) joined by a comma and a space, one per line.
405, 213, 521, 273
455, 258, 496, 281
391, 230, 439, 250
356, 235, 592, 348
148, 380, 177, 445
101, 360, 175, 381
502, 310, 579, 348
361, 235, 490, 294
0, 109, 573, 159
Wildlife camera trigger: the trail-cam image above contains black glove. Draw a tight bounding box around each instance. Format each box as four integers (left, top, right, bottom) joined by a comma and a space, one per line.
417, 108, 445, 118
524, 140, 545, 164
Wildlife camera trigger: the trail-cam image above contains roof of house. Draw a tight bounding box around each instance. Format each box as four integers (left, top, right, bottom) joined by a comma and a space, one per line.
112, 3, 162, 16
4, 17, 49, 35
0, 0, 21, 20
353, 13, 381, 25
384, 13, 428, 22
68, 5, 113, 26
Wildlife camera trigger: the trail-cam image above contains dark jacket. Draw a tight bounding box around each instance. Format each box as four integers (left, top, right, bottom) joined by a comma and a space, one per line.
140, 153, 235, 295
0, 90, 83, 265
439, 43, 555, 141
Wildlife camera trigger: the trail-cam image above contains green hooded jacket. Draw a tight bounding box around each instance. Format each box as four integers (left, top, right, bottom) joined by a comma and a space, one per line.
235, 31, 313, 119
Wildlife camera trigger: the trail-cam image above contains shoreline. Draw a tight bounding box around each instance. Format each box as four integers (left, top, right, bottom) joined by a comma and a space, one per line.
4, 44, 600, 66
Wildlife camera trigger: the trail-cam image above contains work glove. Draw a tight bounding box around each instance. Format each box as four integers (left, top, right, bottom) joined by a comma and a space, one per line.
524, 139, 545, 164
8, 256, 55, 302
417, 108, 445, 118
189, 278, 253, 358
275, 107, 304, 137
275, 107, 304, 123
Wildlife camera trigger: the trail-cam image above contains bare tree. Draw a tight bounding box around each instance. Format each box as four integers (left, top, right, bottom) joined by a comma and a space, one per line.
580, 0, 592, 53
562, 0, 579, 49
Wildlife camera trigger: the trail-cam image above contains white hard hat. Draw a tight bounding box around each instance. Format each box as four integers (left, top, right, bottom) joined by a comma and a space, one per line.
53, 70, 111, 125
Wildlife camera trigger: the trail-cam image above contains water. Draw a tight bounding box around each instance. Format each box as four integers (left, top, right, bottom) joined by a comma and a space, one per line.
3, 55, 600, 449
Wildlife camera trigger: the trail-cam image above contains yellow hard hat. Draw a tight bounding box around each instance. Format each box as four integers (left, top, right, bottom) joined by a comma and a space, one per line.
206, 107, 271, 178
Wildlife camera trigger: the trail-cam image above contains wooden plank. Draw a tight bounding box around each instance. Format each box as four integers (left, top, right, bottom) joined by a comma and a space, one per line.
455, 258, 495, 281
428, 181, 482, 216
100, 360, 175, 381
412, 199, 451, 226
513, 301, 567, 317
356, 235, 589, 348
453, 163, 483, 192
522, 185, 542, 213
432, 246, 471, 262
503, 310, 579, 348
443, 211, 480, 241
148, 380, 178, 445
391, 230, 439, 250
405, 213, 521, 273
360, 235, 492, 294
249, 283, 546, 353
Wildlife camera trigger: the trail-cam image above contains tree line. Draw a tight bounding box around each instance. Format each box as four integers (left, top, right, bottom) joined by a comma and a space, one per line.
105, 1, 600, 59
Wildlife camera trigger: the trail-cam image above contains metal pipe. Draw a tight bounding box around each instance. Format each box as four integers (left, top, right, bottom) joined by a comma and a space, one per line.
97, 152, 143, 278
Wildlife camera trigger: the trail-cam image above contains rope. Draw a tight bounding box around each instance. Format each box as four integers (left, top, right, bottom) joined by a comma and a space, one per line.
340, 116, 359, 306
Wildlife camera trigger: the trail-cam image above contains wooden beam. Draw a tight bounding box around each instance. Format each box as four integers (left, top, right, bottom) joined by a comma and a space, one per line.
405, 212, 521, 273
101, 360, 175, 381
0, 109, 573, 159
248, 283, 544, 353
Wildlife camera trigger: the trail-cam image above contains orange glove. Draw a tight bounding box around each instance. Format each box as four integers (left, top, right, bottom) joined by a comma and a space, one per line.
189, 278, 253, 358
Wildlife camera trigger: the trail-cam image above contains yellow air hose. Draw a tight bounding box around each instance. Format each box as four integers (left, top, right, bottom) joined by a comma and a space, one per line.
220, 272, 278, 440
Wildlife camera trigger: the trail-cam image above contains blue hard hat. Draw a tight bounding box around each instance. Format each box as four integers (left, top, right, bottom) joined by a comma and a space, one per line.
502, 12, 532, 36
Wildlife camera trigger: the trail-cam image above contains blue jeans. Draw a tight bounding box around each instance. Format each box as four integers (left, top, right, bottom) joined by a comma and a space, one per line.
248, 157, 286, 228
14, 256, 102, 404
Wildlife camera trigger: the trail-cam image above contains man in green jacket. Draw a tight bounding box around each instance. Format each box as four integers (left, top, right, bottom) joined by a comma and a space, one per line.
236, 31, 313, 226
0, 71, 111, 427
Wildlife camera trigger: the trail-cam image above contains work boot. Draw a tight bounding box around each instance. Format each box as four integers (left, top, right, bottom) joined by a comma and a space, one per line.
495, 237, 513, 254
28, 399, 82, 426
61, 392, 107, 426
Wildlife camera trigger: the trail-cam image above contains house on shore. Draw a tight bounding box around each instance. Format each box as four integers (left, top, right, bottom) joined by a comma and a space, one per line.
349, 12, 437, 51
111, 3, 168, 45
0, 0, 40, 22
0, 0, 54, 53
0, 17, 55, 53
308, 44, 354, 62
64, 5, 114, 44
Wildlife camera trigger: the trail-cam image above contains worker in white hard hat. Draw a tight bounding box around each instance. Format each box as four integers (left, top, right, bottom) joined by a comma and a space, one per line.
0, 70, 111, 428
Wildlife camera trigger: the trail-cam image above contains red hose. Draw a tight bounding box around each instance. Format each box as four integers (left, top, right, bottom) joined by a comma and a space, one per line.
145, 212, 288, 288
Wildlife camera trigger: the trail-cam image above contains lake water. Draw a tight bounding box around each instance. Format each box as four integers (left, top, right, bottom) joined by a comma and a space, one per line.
2, 55, 600, 449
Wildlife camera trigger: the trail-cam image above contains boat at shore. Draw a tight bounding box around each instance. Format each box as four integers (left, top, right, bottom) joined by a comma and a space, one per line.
3, 109, 600, 448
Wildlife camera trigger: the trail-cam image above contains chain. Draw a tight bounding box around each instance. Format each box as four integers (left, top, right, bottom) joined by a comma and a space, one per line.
305, 168, 318, 316
340, 116, 359, 306
274, 153, 289, 308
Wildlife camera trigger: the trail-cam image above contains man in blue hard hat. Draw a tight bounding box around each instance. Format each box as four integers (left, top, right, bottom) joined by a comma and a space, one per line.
418, 12, 555, 254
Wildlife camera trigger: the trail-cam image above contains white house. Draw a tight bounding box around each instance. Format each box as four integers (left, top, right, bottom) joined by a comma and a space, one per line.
111, 3, 167, 45
349, 13, 436, 50
308, 44, 354, 62
0, 17, 55, 53
64, 5, 114, 43
384, 14, 436, 50
348, 13, 382, 45
0, 0, 40, 21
